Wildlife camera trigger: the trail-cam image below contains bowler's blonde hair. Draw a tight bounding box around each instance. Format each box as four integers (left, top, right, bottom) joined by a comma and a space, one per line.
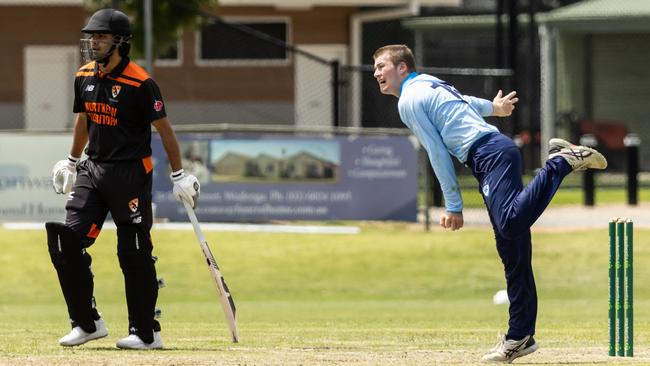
373, 44, 416, 72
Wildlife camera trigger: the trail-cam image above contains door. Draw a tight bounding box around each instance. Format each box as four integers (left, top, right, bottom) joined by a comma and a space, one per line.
24, 46, 78, 130
294, 44, 347, 127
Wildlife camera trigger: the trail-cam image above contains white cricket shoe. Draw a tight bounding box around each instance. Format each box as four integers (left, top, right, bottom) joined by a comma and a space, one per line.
548, 138, 607, 171
59, 318, 108, 346
481, 334, 538, 363
116, 331, 163, 350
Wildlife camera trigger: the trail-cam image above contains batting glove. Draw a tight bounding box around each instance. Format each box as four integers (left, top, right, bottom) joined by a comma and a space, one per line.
52, 155, 79, 194
171, 169, 200, 208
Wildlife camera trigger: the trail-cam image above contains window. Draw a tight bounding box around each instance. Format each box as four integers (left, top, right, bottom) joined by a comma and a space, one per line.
158, 45, 177, 59
197, 17, 290, 66
155, 31, 183, 67
135, 32, 182, 67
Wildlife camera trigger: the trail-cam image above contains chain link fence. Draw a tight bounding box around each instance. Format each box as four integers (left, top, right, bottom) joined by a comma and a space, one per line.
2, 1, 647, 213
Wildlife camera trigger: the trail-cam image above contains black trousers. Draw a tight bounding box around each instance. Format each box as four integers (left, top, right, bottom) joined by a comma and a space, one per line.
468, 133, 571, 339
66, 158, 153, 239
63, 157, 159, 342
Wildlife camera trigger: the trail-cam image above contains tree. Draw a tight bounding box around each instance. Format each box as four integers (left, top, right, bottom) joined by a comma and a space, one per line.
85, 0, 217, 59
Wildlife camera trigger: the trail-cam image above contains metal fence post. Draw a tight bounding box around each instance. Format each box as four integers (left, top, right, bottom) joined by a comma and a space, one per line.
421, 151, 444, 231
580, 134, 597, 206
432, 170, 443, 208
624, 134, 640, 206
422, 150, 431, 231
331, 60, 340, 127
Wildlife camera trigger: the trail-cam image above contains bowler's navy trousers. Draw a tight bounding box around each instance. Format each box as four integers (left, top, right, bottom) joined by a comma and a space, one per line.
466, 132, 572, 339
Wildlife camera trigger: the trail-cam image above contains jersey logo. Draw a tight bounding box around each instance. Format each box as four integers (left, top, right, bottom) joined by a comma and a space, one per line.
482, 183, 490, 197
85, 85, 95, 92
154, 100, 164, 112
111, 85, 122, 98
128, 198, 139, 213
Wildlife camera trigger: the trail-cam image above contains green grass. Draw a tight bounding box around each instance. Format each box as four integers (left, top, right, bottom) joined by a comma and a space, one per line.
458, 187, 650, 208
421, 172, 650, 208
0, 224, 649, 365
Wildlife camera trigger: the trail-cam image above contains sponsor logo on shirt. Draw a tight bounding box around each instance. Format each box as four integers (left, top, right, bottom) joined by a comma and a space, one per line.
85, 101, 118, 126
85, 85, 95, 92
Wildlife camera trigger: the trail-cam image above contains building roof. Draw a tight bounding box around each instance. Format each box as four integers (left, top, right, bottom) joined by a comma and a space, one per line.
404, 0, 650, 33
403, 13, 530, 31
540, 0, 650, 21
220, 0, 459, 8
0, 0, 82, 4
537, 0, 650, 32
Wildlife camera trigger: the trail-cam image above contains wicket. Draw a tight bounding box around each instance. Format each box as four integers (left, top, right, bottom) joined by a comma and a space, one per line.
608, 218, 633, 357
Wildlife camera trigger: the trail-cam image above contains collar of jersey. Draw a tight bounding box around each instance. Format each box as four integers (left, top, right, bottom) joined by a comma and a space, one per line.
399, 72, 418, 96
95, 56, 130, 78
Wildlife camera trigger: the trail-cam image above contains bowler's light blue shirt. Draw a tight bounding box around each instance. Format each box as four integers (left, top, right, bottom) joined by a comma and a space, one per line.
398, 72, 499, 213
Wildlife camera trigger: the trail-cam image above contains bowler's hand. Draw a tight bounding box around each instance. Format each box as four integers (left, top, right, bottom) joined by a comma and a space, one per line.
492, 90, 518, 117
440, 212, 463, 231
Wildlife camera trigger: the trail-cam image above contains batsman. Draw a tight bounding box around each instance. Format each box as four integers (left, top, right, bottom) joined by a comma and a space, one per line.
46, 8, 199, 349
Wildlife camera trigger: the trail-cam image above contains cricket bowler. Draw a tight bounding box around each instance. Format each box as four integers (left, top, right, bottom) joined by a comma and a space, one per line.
373, 44, 607, 363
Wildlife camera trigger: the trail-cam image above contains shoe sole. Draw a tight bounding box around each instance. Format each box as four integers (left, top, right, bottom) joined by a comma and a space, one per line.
116, 342, 163, 350
580, 146, 607, 169
481, 337, 539, 364
116, 334, 163, 350
60, 332, 108, 347
548, 138, 607, 170
508, 342, 539, 363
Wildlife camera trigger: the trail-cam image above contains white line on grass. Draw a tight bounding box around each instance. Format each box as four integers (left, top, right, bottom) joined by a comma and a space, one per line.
2, 222, 360, 234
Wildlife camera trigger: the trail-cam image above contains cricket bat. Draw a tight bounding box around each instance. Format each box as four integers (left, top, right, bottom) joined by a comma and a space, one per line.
182, 200, 239, 343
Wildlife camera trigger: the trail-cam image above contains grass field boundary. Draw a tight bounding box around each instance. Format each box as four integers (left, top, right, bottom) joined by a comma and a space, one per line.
2, 221, 360, 234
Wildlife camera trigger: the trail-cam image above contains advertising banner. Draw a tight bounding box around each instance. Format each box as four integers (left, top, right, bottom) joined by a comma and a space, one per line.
152, 133, 418, 222
0, 134, 70, 222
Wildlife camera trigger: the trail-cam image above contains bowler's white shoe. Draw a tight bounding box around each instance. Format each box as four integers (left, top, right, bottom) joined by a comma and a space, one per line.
116, 331, 163, 350
59, 318, 108, 346
548, 138, 607, 171
481, 334, 538, 363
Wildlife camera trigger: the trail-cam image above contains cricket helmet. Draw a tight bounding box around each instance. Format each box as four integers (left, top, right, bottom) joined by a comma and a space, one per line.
82, 8, 131, 37
80, 9, 132, 64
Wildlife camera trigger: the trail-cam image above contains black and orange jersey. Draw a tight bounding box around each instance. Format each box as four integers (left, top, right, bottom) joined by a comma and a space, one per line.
73, 57, 166, 161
